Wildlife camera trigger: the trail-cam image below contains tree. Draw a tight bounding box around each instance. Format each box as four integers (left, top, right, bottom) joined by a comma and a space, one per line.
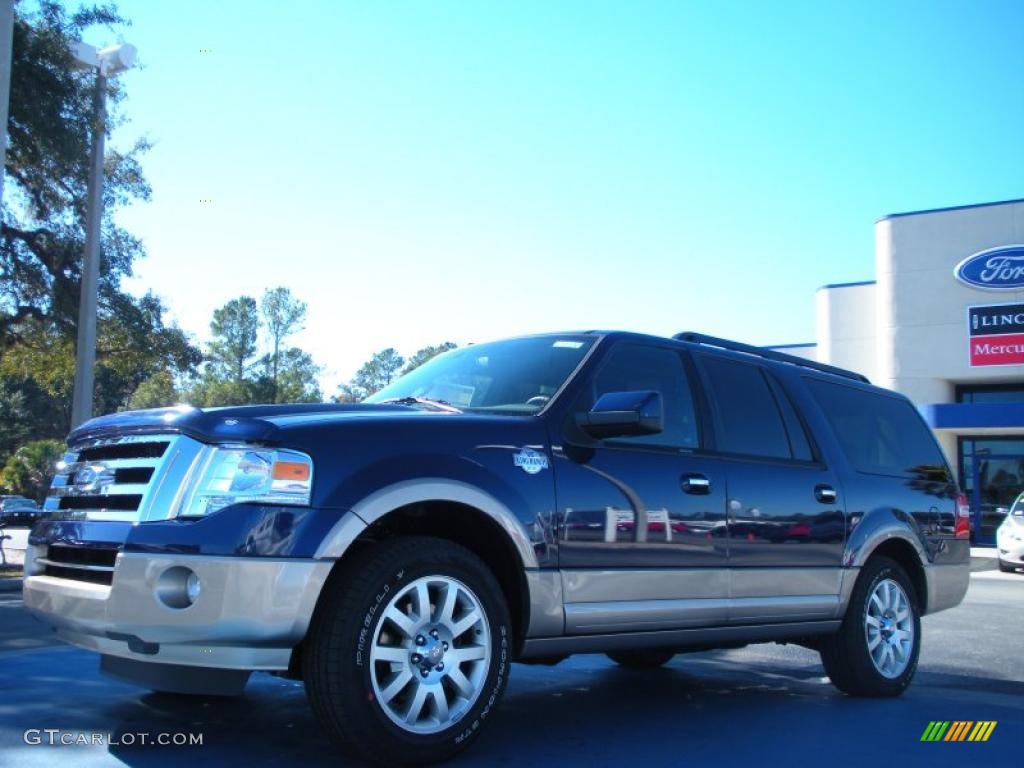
2, 2, 152, 350
356, 348, 405, 396
127, 371, 178, 410
342, 348, 405, 400
208, 296, 259, 382
0, 439, 64, 502
0, 2, 200, 461
402, 342, 457, 374
257, 348, 321, 404
261, 287, 306, 403
185, 291, 323, 407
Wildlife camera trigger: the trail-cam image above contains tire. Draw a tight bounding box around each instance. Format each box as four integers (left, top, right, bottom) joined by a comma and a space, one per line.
998, 559, 1016, 573
303, 537, 511, 765
820, 556, 921, 697
606, 648, 675, 669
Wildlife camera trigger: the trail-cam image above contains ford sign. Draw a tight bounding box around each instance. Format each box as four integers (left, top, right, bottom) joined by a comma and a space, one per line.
955, 245, 1024, 290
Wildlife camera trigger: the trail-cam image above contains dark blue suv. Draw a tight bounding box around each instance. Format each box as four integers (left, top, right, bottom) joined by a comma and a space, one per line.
25, 331, 970, 764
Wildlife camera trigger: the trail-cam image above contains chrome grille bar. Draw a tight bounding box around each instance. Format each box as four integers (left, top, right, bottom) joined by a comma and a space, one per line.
46, 433, 206, 522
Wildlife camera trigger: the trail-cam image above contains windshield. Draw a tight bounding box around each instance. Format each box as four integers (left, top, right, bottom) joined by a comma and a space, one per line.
1011, 492, 1024, 516
366, 336, 595, 415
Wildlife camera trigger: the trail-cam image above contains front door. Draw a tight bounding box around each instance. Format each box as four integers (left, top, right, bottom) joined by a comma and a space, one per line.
552, 341, 729, 634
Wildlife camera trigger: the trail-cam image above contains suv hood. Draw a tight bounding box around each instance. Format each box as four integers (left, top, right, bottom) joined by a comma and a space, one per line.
68, 403, 420, 445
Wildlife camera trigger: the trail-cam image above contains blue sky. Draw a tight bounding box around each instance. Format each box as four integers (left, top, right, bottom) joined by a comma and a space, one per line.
93, 0, 1024, 391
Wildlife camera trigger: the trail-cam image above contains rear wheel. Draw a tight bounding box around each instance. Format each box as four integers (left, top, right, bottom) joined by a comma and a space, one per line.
303, 537, 511, 765
820, 556, 921, 697
998, 559, 1016, 573
606, 648, 675, 669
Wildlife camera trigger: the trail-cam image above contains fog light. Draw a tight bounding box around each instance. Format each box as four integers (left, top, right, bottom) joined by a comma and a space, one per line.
155, 566, 200, 609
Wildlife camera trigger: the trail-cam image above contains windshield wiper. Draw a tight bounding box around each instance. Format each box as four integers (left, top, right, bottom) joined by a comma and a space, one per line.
377, 396, 462, 413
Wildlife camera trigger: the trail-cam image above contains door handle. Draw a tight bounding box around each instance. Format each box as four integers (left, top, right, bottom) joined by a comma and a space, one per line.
682, 474, 711, 495
814, 484, 838, 504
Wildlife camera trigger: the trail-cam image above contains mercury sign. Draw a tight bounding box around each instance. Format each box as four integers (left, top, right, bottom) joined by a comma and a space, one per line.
968, 303, 1024, 366
955, 245, 1024, 290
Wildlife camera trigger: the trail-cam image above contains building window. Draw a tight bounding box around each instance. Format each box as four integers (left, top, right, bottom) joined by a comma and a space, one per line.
958, 436, 1024, 544
956, 384, 1024, 404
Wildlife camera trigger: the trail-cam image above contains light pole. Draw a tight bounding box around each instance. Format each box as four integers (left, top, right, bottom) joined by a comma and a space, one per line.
69, 41, 136, 429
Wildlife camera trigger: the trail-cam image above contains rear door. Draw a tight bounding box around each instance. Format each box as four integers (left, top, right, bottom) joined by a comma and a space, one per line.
694, 353, 846, 624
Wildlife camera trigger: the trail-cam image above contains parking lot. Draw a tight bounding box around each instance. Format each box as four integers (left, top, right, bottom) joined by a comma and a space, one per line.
0, 570, 1019, 767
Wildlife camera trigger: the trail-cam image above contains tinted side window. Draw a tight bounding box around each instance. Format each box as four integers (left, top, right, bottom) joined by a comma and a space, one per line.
701, 356, 792, 459
578, 344, 699, 449
806, 379, 949, 479
765, 374, 814, 461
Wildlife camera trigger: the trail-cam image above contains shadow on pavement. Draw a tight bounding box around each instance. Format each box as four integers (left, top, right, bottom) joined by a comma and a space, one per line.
1, 647, 1020, 768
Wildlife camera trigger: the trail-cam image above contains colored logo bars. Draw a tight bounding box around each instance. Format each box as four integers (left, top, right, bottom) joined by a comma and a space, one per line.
920, 721, 997, 742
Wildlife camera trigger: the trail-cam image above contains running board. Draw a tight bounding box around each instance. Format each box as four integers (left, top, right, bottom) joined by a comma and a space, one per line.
519, 620, 841, 658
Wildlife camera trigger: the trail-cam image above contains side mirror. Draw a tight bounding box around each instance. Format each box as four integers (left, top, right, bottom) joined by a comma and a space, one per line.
576, 390, 664, 439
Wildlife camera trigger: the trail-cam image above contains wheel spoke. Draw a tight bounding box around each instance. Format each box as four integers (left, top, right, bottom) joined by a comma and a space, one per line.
430, 686, 449, 722
372, 645, 408, 664
448, 645, 487, 664
405, 682, 429, 724
870, 591, 885, 614
384, 605, 418, 639
380, 669, 412, 703
894, 628, 912, 641
864, 614, 880, 628
450, 609, 481, 638
437, 582, 458, 624
414, 581, 432, 623
893, 641, 907, 662
447, 667, 475, 699
867, 632, 882, 651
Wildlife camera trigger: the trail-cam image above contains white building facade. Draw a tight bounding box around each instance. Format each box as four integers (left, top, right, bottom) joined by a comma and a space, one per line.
771, 197, 1024, 544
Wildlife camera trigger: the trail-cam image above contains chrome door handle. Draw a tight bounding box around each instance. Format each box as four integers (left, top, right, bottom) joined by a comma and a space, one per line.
815, 484, 838, 504
682, 474, 711, 495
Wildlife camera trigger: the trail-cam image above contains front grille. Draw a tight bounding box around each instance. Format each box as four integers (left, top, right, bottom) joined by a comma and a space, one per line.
38, 544, 119, 586
45, 435, 177, 522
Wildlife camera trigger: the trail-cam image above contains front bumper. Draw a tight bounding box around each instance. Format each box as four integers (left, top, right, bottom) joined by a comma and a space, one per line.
996, 530, 1024, 565
23, 547, 333, 671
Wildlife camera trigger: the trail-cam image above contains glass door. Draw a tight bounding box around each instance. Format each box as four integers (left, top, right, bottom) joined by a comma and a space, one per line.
969, 453, 1024, 545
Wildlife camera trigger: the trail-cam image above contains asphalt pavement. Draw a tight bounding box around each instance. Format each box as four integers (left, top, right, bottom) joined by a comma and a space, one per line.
0, 572, 1020, 768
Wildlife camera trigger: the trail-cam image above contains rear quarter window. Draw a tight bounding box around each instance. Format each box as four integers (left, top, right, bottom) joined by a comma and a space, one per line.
805, 378, 949, 481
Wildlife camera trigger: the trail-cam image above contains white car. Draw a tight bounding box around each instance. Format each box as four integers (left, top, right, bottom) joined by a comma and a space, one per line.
996, 497, 1024, 572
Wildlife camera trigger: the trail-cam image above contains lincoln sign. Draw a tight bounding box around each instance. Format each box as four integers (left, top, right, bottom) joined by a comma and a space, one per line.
968, 303, 1024, 366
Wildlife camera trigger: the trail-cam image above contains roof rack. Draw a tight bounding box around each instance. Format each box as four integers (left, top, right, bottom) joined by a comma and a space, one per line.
672, 332, 870, 384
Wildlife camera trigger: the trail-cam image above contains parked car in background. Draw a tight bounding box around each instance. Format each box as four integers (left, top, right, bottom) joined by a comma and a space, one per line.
0, 496, 46, 527
996, 494, 1024, 572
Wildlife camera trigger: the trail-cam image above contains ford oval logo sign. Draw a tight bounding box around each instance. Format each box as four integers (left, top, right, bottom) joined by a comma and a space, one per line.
955, 245, 1024, 290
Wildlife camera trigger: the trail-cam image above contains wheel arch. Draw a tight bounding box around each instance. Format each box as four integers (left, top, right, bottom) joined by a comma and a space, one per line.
293, 480, 545, 674
862, 538, 929, 614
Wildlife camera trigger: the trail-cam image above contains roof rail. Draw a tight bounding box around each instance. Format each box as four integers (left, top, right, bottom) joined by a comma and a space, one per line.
672, 332, 870, 384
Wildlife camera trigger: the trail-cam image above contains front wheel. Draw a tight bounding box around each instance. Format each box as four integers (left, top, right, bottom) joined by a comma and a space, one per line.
820, 556, 921, 697
303, 537, 511, 765
998, 559, 1016, 573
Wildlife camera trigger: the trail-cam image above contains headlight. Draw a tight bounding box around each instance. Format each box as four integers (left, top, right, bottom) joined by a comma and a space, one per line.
178, 446, 313, 517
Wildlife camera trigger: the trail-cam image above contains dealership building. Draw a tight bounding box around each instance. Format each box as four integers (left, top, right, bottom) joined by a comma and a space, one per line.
770, 197, 1024, 544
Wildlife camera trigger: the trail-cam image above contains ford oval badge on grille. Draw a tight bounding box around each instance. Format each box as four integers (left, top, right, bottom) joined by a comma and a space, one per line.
955, 245, 1024, 290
